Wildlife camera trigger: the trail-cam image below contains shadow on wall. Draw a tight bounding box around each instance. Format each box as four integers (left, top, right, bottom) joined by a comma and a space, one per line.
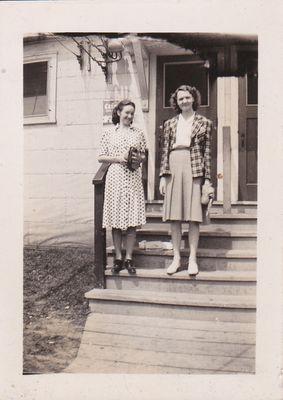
108, 56, 133, 100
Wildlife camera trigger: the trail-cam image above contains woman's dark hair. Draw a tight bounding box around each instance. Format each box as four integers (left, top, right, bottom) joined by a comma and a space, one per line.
169, 85, 201, 113
112, 99, 136, 125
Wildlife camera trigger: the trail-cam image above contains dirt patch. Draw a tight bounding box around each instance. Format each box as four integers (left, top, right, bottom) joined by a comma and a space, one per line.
23, 246, 95, 374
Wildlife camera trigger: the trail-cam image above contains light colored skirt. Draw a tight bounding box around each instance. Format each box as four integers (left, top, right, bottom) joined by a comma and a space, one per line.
163, 149, 203, 222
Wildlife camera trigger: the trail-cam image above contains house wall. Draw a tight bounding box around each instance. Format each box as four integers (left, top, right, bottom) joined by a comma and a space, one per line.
24, 36, 244, 248
24, 37, 147, 247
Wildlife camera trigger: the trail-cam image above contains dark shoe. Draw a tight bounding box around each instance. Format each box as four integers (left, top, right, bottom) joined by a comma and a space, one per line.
111, 259, 124, 273
124, 259, 136, 274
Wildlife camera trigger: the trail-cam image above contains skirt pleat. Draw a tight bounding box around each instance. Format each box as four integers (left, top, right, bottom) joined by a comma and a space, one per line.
163, 149, 203, 222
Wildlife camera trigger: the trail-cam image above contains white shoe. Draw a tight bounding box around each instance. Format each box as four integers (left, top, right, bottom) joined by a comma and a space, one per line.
188, 259, 199, 276
166, 260, 181, 275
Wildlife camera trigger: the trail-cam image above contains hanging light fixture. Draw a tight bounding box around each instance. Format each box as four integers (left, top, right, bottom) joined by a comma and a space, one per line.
71, 36, 124, 81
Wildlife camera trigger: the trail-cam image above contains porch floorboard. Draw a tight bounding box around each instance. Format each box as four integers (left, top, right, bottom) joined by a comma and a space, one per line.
65, 313, 255, 374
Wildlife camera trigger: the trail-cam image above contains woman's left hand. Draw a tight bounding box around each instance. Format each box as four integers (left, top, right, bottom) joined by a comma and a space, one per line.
131, 151, 145, 164
130, 151, 146, 169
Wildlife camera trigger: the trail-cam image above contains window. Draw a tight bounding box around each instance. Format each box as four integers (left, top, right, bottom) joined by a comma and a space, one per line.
24, 53, 57, 124
247, 67, 258, 105
163, 61, 209, 108
238, 51, 258, 105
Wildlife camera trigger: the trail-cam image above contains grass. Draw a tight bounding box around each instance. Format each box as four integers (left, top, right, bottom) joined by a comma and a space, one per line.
23, 246, 95, 374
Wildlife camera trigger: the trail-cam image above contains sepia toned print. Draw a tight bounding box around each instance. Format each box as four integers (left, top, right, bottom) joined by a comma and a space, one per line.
23, 32, 257, 374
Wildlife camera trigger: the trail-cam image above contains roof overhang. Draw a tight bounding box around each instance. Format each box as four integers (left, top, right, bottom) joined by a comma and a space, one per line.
24, 32, 258, 77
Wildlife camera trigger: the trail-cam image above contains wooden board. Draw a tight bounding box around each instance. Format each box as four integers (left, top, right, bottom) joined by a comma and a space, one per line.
66, 313, 255, 374
75, 343, 254, 373
105, 268, 257, 282
86, 312, 256, 333
65, 359, 234, 374
81, 331, 255, 358
84, 319, 255, 345
85, 288, 256, 309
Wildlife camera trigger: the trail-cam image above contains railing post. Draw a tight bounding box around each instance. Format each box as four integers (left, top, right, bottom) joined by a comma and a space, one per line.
223, 126, 232, 214
92, 163, 110, 289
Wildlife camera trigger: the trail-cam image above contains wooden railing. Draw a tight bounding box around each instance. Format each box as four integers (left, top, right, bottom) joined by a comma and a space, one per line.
92, 162, 110, 289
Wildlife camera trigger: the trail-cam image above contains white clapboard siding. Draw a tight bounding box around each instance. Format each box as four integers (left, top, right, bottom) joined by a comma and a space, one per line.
25, 124, 101, 151
24, 198, 67, 223
24, 221, 94, 246
25, 149, 98, 174
24, 198, 94, 224
24, 37, 144, 246
25, 173, 95, 199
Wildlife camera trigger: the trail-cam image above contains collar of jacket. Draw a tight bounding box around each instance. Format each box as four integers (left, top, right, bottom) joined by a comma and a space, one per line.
170, 113, 205, 138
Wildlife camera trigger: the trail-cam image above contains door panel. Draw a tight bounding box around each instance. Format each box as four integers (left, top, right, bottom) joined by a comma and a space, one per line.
246, 118, 257, 184
155, 54, 217, 199
238, 51, 258, 201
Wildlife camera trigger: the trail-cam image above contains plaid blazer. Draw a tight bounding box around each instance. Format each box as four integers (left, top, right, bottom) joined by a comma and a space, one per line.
159, 113, 212, 180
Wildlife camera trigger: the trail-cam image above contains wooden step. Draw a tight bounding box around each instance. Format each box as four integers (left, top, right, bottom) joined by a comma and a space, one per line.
146, 200, 257, 215
107, 247, 257, 271
84, 312, 256, 333
145, 212, 257, 228
85, 288, 256, 323
65, 313, 255, 373
105, 268, 256, 296
136, 227, 257, 250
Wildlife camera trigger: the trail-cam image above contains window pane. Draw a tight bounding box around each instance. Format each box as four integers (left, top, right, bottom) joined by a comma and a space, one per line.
247, 70, 258, 105
238, 52, 258, 105
164, 63, 208, 107
24, 61, 48, 116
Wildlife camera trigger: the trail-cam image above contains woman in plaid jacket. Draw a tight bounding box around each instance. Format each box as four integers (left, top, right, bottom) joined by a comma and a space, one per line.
159, 85, 213, 276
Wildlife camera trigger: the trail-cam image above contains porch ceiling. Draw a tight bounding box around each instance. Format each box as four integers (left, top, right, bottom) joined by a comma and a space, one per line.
51, 32, 257, 47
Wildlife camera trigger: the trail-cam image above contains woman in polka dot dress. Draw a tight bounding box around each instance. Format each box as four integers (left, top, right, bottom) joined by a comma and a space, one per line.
98, 100, 147, 274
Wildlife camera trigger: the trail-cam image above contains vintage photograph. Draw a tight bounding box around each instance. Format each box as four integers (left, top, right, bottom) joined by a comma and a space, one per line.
23, 32, 258, 374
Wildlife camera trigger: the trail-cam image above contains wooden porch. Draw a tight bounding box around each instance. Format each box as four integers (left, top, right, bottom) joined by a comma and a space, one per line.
66, 128, 257, 374
65, 312, 255, 374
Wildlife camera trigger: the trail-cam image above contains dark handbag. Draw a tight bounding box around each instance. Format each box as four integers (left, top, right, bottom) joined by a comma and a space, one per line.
126, 146, 141, 172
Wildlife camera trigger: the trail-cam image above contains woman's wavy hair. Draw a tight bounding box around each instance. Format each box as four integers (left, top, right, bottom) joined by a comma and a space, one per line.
112, 99, 136, 125
169, 85, 201, 113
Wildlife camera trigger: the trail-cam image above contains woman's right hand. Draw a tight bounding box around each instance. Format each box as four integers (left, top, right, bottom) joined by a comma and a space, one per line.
159, 177, 167, 196
119, 151, 128, 164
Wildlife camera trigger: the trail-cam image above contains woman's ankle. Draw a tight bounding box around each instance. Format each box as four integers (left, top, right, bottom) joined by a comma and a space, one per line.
189, 254, 197, 263
173, 254, 181, 262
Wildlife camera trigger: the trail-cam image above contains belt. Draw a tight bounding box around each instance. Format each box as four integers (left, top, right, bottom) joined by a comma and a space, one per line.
171, 146, 190, 151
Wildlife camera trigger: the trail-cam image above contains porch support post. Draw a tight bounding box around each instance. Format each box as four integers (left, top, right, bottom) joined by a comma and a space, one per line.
146, 53, 157, 201
223, 127, 232, 213
132, 39, 149, 112
217, 77, 239, 202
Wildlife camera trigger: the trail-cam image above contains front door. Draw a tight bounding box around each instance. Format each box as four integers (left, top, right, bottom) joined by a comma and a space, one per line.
238, 50, 258, 201
155, 54, 217, 199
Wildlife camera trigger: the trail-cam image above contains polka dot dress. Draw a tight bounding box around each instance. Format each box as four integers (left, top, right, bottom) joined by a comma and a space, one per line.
99, 125, 147, 230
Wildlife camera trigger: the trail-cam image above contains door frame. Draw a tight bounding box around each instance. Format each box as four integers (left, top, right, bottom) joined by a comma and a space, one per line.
154, 52, 218, 199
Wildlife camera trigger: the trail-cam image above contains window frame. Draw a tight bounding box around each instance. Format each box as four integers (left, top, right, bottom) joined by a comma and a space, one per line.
24, 52, 57, 125
162, 60, 210, 109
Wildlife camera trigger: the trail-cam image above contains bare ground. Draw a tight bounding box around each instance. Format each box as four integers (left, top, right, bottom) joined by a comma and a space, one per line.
23, 246, 95, 374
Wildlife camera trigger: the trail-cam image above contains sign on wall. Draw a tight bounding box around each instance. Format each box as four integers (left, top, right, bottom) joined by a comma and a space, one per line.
103, 100, 119, 124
